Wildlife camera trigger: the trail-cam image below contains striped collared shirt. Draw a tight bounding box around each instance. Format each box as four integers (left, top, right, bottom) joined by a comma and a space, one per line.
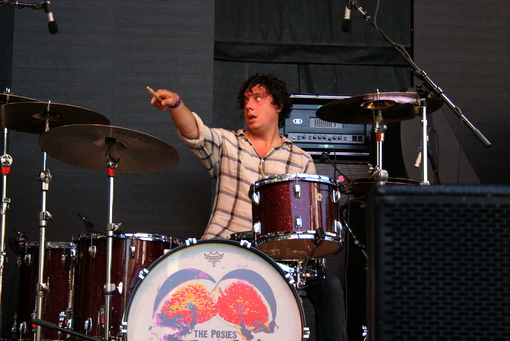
179, 113, 316, 239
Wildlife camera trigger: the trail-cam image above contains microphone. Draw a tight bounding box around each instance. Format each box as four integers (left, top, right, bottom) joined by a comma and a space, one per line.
77, 213, 95, 232
42, 0, 58, 34
414, 147, 422, 168
342, 0, 352, 32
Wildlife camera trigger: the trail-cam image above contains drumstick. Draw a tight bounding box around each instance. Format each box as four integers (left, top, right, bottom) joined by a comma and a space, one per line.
146, 86, 162, 101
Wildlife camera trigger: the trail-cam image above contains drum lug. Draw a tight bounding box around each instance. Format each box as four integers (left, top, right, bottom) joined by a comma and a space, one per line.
251, 191, 260, 205
84, 318, 93, 333
61, 253, 67, 266
184, 237, 197, 246
294, 184, 301, 198
129, 244, 136, 259
294, 215, 303, 230
331, 189, 341, 203
284, 272, 296, 286
120, 321, 128, 336
88, 245, 97, 258
70, 245, 77, 260
334, 220, 343, 233
138, 268, 149, 280
23, 253, 32, 267
303, 326, 311, 339
239, 239, 252, 249
253, 221, 261, 234
19, 321, 27, 335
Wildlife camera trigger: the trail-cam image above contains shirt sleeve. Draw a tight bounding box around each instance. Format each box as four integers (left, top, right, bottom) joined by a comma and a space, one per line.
177, 112, 222, 178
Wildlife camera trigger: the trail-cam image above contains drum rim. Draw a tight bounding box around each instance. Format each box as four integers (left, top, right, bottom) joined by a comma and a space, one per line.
76, 232, 171, 242
124, 238, 307, 340
252, 173, 336, 188
22, 241, 76, 248
257, 232, 343, 259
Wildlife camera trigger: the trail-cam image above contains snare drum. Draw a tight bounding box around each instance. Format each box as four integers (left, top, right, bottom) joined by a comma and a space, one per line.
251, 173, 344, 260
124, 239, 308, 341
17, 241, 76, 341
73, 232, 176, 338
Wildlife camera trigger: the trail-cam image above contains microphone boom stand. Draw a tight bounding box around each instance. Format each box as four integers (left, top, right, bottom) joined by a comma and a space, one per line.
348, 0, 491, 182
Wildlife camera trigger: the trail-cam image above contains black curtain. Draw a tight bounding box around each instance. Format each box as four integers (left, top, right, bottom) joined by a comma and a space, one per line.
213, 1, 413, 113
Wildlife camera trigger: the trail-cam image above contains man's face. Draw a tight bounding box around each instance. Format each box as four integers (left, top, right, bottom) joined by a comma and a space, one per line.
243, 85, 281, 132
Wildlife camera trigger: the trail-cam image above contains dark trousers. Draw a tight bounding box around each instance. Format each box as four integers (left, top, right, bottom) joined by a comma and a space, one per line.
304, 270, 347, 341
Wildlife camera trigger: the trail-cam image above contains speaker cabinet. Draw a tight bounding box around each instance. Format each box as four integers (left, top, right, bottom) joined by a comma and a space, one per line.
368, 186, 510, 341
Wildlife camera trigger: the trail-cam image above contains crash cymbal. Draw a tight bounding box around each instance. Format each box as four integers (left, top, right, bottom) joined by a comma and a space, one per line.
0, 93, 39, 105
316, 91, 443, 124
38, 124, 179, 174
1, 102, 110, 134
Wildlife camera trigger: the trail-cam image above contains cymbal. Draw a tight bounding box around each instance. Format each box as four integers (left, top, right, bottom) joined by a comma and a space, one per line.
1, 102, 110, 134
0, 93, 39, 105
38, 124, 179, 174
316, 91, 443, 124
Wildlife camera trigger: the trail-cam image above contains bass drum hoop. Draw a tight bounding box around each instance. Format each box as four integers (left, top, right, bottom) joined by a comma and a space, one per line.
124, 239, 307, 341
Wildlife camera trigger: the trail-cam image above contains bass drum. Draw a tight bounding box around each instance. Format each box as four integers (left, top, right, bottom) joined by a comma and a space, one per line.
124, 239, 308, 341
16, 241, 76, 341
73, 232, 176, 339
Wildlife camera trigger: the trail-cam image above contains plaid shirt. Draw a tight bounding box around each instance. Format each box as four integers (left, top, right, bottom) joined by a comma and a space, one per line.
179, 113, 316, 239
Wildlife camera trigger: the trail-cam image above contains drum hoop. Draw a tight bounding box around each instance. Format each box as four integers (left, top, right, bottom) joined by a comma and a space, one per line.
124, 238, 307, 338
77, 232, 170, 242
259, 231, 343, 242
23, 241, 75, 248
252, 173, 335, 189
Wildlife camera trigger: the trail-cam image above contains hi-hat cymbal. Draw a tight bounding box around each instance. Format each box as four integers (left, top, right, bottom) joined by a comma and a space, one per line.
316, 91, 443, 124
38, 124, 179, 174
1, 102, 110, 134
0, 93, 39, 104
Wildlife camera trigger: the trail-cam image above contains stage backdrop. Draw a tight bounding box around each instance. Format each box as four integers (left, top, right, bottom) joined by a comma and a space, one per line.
0, 0, 214, 336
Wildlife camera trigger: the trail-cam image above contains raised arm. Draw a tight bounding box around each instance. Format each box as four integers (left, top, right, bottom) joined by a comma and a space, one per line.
150, 89, 199, 139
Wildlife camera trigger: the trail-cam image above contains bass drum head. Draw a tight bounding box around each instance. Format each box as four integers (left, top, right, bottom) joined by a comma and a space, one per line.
125, 239, 306, 341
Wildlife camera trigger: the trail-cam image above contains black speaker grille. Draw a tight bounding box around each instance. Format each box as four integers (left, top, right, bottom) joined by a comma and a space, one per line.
369, 186, 510, 341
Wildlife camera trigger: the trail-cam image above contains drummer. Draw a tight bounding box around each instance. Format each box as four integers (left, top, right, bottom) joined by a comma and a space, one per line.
151, 73, 346, 341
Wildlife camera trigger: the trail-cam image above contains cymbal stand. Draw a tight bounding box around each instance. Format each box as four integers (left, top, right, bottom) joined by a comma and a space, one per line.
0, 127, 13, 335
35, 117, 54, 341
418, 89, 430, 185
104, 138, 120, 341
369, 108, 388, 184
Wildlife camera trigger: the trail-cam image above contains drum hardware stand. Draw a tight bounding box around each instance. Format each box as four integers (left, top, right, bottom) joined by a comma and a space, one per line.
104, 138, 121, 341
0, 127, 13, 337
417, 86, 430, 185
368, 104, 388, 185
35, 115, 54, 341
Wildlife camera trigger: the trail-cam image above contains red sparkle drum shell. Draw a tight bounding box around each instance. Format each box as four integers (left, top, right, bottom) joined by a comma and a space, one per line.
73, 232, 176, 338
124, 239, 307, 341
251, 173, 344, 260
16, 241, 76, 341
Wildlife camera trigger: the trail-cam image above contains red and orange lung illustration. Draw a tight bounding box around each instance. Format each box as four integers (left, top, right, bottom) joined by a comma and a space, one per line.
150, 268, 277, 341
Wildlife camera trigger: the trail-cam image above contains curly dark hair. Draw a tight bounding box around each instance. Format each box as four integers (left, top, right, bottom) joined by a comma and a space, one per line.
237, 74, 293, 128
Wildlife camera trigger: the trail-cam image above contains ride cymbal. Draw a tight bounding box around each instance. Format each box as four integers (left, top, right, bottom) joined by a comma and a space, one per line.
316, 91, 443, 124
38, 124, 179, 174
1, 102, 110, 134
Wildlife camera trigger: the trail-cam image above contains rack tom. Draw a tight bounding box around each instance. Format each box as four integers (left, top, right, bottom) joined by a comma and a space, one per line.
251, 173, 344, 260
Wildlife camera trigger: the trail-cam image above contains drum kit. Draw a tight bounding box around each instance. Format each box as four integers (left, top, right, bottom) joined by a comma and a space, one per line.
0, 88, 442, 341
